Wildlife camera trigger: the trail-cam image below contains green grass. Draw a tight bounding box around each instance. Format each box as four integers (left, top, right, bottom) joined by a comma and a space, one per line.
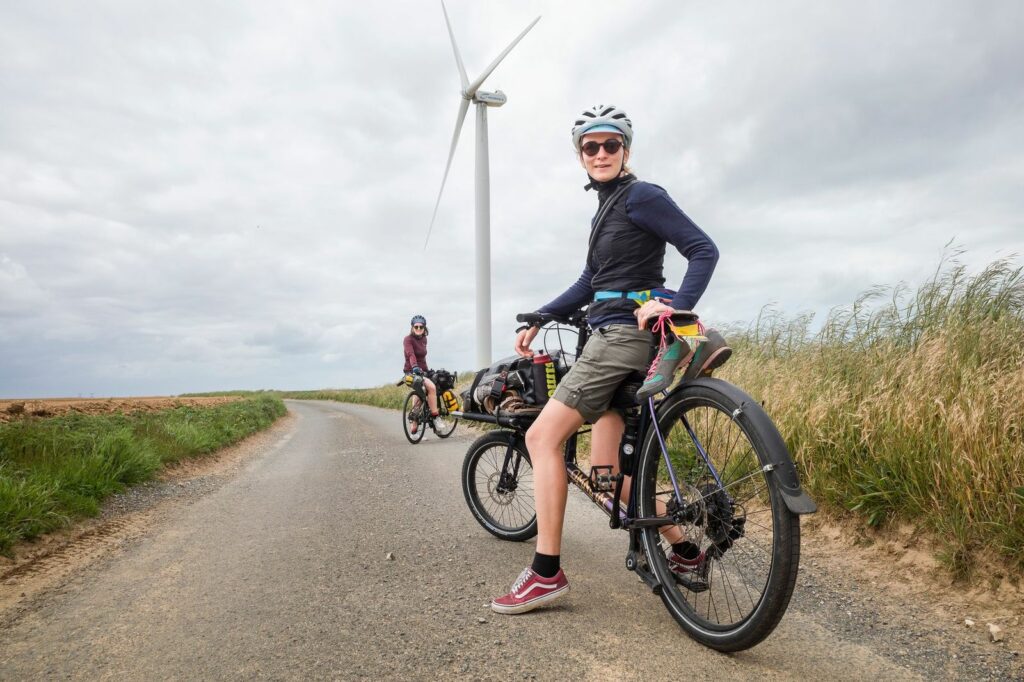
185, 372, 478, 413
0, 395, 286, 554
279, 387, 408, 410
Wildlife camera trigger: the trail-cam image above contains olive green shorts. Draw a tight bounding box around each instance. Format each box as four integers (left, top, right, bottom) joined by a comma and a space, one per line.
552, 324, 653, 423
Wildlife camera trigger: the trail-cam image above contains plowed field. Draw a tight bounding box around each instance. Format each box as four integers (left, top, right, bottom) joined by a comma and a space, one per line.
0, 396, 241, 423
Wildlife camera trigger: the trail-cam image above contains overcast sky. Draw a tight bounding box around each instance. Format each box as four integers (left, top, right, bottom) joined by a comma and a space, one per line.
2, 1, 1022, 397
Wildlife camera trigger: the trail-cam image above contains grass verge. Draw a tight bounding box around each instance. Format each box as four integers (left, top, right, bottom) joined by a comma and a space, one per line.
717, 253, 1024, 576
0, 395, 286, 555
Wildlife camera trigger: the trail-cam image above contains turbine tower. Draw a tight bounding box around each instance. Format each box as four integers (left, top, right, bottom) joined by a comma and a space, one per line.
425, 1, 540, 368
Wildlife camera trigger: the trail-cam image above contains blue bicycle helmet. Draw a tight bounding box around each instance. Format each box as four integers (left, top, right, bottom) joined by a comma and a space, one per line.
411, 315, 427, 326
572, 104, 633, 151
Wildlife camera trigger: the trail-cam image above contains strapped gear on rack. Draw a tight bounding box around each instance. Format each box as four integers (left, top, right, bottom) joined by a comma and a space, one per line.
463, 352, 571, 416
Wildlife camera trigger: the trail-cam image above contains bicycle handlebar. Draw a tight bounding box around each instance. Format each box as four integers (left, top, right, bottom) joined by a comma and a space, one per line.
516, 309, 588, 329
517, 308, 698, 331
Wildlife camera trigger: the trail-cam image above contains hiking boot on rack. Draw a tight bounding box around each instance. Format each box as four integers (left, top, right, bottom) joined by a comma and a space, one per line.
636, 313, 693, 401
682, 329, 732, 381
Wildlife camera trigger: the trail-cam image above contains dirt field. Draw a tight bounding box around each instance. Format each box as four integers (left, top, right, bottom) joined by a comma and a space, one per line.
0, 396, 242, 423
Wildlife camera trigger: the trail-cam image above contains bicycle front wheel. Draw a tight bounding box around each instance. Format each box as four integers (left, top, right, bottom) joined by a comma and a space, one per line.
462, 431, 537, 541
402, 392, 426, 444
635, 378, 800, 652
432, 403, 458, 438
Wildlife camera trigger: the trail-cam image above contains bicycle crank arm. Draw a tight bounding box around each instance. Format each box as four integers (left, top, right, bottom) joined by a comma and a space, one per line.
625, 536, 663, 596
621, 516, 676, 529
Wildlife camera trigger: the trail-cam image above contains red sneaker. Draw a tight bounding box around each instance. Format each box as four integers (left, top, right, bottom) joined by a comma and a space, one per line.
490, 567, 569, 615
668, 549, 706, 575
668, 550, 709, 593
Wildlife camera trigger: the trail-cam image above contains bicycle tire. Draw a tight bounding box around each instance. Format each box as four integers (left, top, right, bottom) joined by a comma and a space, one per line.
462, 431, 537, 541
635, 378, 800, 652
402, 392, 426, 444
432, 403, 458, 438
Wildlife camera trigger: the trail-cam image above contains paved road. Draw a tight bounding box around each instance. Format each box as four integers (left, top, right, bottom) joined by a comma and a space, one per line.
0, 401, 1013, 679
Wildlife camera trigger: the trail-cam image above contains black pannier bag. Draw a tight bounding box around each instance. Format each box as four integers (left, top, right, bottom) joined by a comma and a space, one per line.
431, 369, 456, 392
461, 351, 571, 415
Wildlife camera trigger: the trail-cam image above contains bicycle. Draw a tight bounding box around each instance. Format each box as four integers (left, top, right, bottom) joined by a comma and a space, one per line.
457, 309, 816, 652
400, 369, 459, 444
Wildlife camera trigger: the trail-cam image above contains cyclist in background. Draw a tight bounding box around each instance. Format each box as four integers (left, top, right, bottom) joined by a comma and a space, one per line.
491, 105, 728, 615
403, 315, 439, 434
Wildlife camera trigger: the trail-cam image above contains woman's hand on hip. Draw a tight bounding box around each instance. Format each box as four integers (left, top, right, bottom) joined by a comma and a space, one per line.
515, 326, 539, 357
635, 300, 673, 330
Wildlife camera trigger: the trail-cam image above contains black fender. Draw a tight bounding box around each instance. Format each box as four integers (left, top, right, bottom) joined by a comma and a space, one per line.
660, 377, 817, 515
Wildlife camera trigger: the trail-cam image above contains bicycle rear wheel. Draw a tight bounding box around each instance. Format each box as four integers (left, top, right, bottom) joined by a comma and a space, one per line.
635, 378, 800, 652
402, 392, 426, 444
462, 431, 537, 541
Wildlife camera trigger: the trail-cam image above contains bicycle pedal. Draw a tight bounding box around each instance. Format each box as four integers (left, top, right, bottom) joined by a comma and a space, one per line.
588, 465, 620, 493
674, 574, 709, 593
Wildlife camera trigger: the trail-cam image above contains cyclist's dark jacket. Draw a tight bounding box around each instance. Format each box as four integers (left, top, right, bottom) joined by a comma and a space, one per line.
539, 174, 719, 329
403, 333, 429, 373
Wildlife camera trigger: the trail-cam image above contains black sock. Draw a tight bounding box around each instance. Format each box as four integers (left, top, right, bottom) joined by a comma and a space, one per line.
672, 541, 701, 560
531, 552, 560, 578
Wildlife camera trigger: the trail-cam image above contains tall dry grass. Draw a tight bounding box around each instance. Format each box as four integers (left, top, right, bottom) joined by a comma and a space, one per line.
717, 255, 1024, 575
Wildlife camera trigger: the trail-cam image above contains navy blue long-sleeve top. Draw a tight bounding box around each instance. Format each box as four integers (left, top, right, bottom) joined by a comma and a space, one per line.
539, 175, 718, 329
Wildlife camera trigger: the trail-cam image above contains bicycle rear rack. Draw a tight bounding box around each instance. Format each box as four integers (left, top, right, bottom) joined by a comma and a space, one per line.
451, 410, 535, 431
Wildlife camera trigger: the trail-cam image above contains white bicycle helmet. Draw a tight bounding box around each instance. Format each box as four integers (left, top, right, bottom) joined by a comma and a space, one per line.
571, 104, 633, 151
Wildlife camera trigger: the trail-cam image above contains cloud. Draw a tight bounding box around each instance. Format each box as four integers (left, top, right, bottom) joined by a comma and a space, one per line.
1, 0, 1022, 396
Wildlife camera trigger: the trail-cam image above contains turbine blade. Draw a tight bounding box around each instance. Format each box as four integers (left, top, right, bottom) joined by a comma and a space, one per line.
441, 0, 469, 90
465, 15, 541, 96
425, 97, 471, 250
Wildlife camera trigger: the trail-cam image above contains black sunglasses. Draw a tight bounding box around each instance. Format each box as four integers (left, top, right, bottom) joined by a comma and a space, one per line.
580, 139, 624, 156
412, 324, 425, 330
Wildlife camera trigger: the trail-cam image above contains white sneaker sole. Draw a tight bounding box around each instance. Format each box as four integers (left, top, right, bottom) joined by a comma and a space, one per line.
490, 584, 569, 615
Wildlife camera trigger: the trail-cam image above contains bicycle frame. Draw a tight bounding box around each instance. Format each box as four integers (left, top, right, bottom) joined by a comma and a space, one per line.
463, 310, 816, 650
559, 396, 727, 531
496, 317, 732, 536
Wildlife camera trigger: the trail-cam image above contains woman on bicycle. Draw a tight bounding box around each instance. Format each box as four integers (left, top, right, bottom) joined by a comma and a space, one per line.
403, 314, 439, 434
491, 105, 726, 614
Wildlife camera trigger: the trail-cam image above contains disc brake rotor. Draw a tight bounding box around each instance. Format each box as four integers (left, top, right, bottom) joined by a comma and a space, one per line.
487, 471, 517, 505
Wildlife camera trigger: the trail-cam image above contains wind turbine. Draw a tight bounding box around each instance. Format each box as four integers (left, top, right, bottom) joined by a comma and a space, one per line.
425, 1, 540, 369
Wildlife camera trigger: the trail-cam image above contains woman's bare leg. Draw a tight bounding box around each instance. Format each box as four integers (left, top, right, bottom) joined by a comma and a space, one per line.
588, 410, 684, 544
424, 378, 438, 414
525, 399, 585, 556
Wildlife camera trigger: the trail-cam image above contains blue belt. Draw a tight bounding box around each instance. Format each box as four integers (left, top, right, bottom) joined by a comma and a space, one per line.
593, 289, 654, 304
